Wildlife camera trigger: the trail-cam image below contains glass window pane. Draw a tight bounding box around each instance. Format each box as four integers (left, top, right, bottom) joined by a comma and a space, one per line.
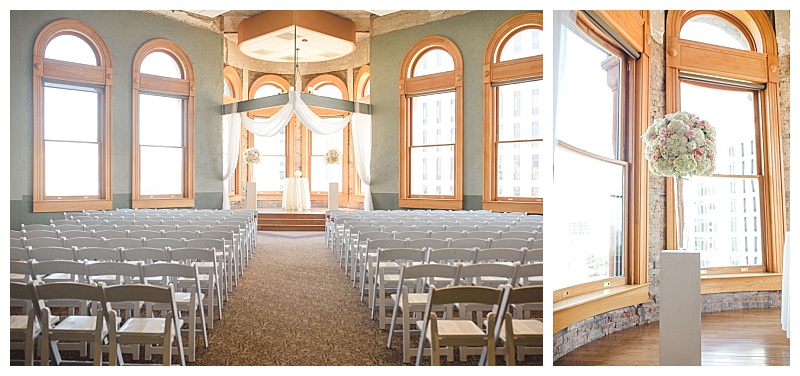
363, 78, 371, 97
410, 146, 454, 195
556, 27, 621, 159
311, 156, 343, 193
497, 142, 540, 197
141, 51, 181, 78
411, 92, 456, 146
140, 146, 183, 195
680, 82, 756, 175
552, 147, 625, 289
499, 28, 541, 61
412, 49, 454, 77
313, 84, 342, 99
45, 34, 98, 65
254, 84, 284, 98
139, 94, 183, 147
253, 156, 286, 192
223, 79, 232, 98
44, 141, 98, 197
44, 85, 98, 142
253, 128, 286, 192
682, 176, 762, 267
681, 15, 750, 50
310, 123, 343, 192
498, 80, 539, 141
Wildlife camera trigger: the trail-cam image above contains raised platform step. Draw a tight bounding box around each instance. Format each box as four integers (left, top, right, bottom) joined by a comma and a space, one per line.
258, 211, 326, 232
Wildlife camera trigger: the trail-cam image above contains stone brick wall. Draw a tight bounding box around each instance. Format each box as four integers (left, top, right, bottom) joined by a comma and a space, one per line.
553, 10, 789, 362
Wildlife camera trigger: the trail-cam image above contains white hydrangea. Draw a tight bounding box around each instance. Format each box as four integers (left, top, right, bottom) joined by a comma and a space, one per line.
640, 111, 717, 178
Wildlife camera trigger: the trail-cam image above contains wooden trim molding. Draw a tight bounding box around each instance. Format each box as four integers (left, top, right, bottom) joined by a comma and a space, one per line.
481, 12, 543, 213
399, 36, 464, 209
32, 19, 114, 212
553, 284, 650, 333
131, 39, 195, 208
224, 66, 243, 198
665, 10, 786, 274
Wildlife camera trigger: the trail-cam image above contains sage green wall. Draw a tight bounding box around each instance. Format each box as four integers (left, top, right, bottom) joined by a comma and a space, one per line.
369, 10, 535, 210
8, 10, 224, 228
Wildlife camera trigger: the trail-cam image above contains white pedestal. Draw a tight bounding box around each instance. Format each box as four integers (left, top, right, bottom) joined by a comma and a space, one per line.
659, 250, 701, 366
245, 182, 257, 210
328, 182, 339, 210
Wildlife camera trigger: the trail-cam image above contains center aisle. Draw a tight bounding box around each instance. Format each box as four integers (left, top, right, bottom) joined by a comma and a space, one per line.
193, 231, 406, 366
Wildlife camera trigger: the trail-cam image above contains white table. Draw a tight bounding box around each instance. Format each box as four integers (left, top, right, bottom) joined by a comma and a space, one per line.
282, 177, 311, 211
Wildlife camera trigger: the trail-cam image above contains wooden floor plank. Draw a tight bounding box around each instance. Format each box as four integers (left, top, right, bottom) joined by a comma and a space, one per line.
555, 308, 789, 366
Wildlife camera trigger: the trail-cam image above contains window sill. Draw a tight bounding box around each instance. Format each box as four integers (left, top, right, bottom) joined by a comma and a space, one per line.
399, 197, 462, 210
482, 200, 542, 214
553, 283, 650, 333
701, 272, 782, 294
132, 197, 194, 209
33, 199, 114, 213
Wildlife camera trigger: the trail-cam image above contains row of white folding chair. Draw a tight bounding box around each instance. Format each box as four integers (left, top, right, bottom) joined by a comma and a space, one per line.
369, 250, 540, 327
18, 245, 223, 330
382, 264, 542, 364
13, 279, 188, 365
356, 237, 536, 302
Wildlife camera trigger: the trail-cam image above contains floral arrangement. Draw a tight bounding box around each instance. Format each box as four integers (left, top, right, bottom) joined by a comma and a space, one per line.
641, 111, 716, 178
324, 149, 341, 165
242, 148, 261, 164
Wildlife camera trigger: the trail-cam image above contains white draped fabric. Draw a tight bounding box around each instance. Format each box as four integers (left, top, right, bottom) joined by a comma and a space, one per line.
238, 91, 352, 136
221, 113, 242, 210
223, 91, 371, 209
351, 108, 373, 210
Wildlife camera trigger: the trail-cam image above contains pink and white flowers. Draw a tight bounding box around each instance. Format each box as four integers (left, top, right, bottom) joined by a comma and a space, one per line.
642, 111, 716, 178
242, 148, 261, 164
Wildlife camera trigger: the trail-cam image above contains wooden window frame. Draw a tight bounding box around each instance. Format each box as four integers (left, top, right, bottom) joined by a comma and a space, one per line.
32, 19, 114, 212
399, 36, 464, 210
665, 10, 785, 289
482, 12, 544, 214
131, 39, 195, 209
223, 66, 243, 201
302, 74, 351, 204
552, 10, 651, 333
247, 74, 293, 201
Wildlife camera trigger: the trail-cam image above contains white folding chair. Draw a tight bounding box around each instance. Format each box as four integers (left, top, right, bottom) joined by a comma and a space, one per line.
104, 283, 186, 366
10, 281, 59, 365
141, 263, 208, 362
369, 247, 428, 328
415, 285, 504, 366
31, 281, 110, 366
170, 247, 223, 329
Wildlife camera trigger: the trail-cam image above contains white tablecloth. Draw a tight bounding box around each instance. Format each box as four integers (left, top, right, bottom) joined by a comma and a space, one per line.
282, 178, 310, 211
781, 231, 790, 338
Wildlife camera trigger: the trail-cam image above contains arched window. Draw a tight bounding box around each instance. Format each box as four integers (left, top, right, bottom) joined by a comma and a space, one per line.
302, 75, 350, 201
665, 11, 785, 281
132, 39, 195, 208
399, 37, 463, 209
248, 75, 292, 199
223, 66, 243, 199
32, 19, 113, 212
482, 12, 543, 213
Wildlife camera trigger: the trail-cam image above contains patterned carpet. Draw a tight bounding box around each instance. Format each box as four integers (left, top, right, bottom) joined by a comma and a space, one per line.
11, 231, 543, 366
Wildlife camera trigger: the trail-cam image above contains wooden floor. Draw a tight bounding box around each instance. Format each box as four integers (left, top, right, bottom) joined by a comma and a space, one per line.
554, 308, 790, 366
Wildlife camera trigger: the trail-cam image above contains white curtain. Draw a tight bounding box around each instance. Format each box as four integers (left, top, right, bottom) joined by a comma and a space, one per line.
239, 91, 352, 136
351, 99, 373, 210
221, 113, 241, 210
